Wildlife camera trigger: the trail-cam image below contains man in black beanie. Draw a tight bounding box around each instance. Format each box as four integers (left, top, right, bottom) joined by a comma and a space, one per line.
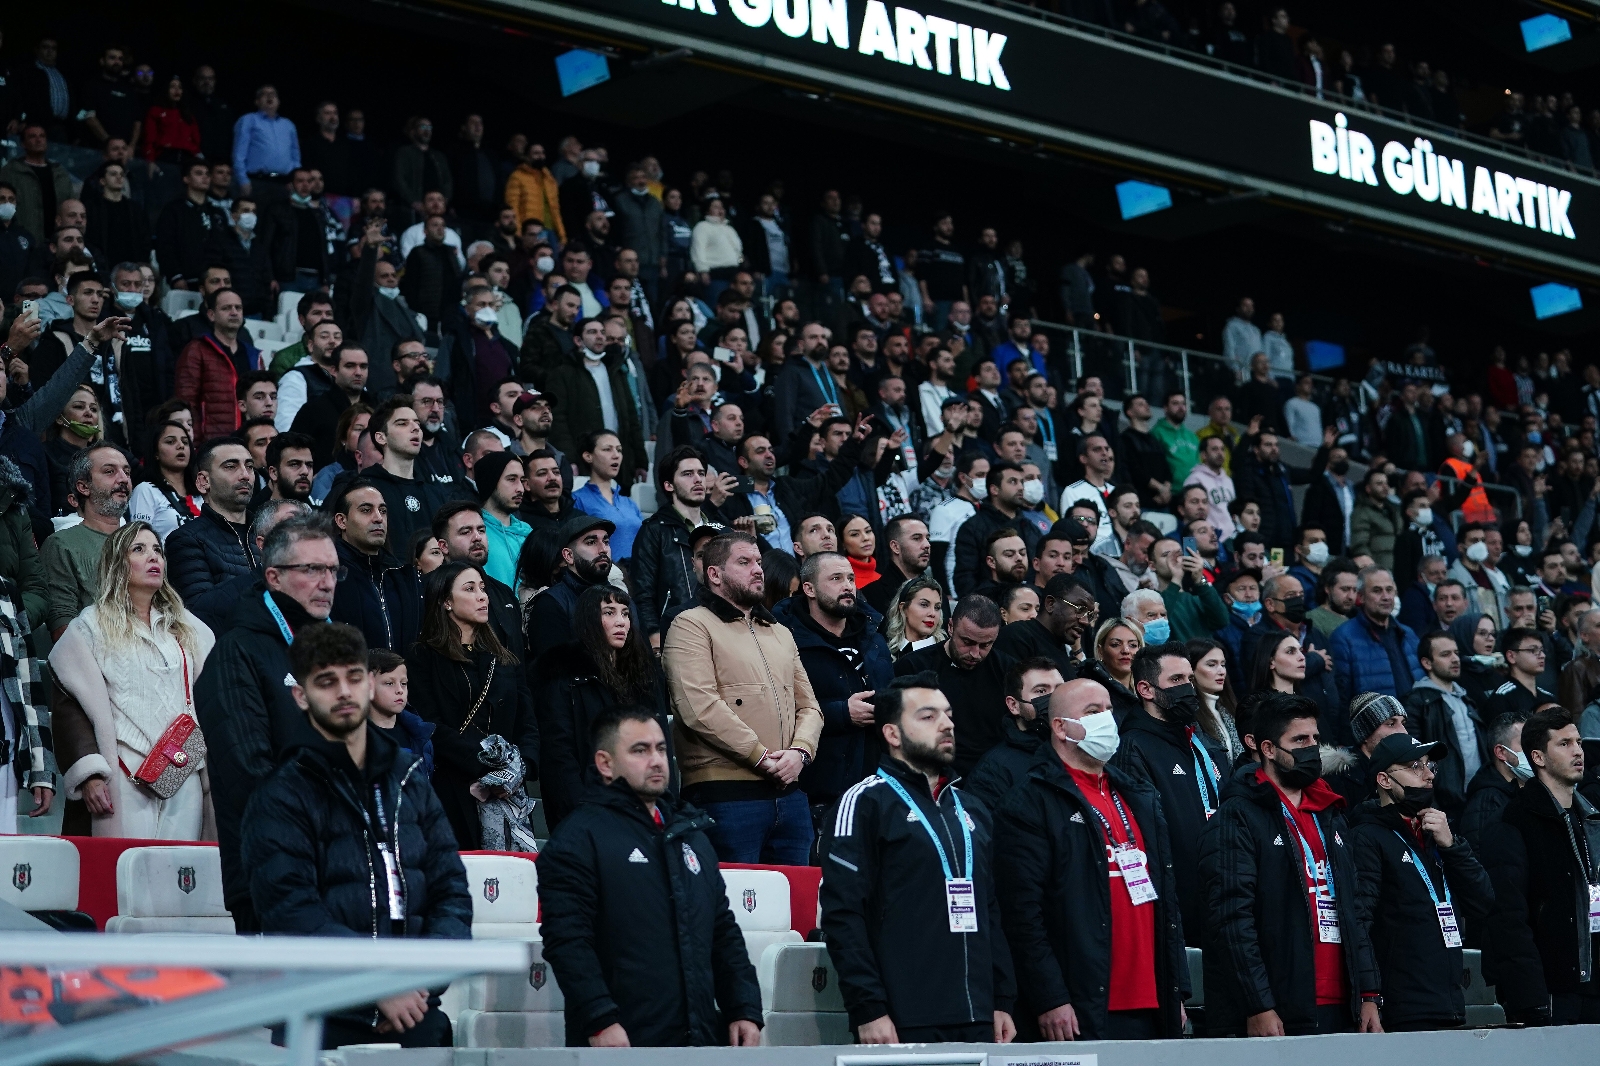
475, 450, 530, 590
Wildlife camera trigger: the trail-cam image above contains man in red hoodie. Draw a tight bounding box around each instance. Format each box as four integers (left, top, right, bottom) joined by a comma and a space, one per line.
1197, 692, 1384, 1036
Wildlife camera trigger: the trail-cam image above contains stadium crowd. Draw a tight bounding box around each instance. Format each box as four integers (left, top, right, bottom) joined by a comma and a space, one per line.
0, 29, 1599, 1052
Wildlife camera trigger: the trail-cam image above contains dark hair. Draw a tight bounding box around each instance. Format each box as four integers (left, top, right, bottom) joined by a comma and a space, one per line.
983, 526, 1024, 558
761, 550, 800, 609
950, 593, 1001, 631
369, 394, 417, 442
234, 370, 276, 402
288, 622, 368, 685
1487, 710, 1528, 752
703, 531, 759, 574
193, 435, 249, 479
873, 671, 941, 728
516, 526, 566, 592
590, 704, 663, 755
575, 585, 658, 701
431, 499, 483, 539
994, 583, 1038, 615
1131, 641, 1191, 693
1228, 496, 1260, 517
331, 477, 383, 517
1521, 706, 1575, 758
1005, 655, 1062, 701
1234, 531, 1267, 554
408, 526, 440, 563
1185, 636, 1238, 733
1249, 630, 1301, 695
1417, 628, 1456, 665
420, 562, 517, 664
266, 431, 315, 471
1501, 626, 1543, 656
955, 451, 987, 478
655, 444, 705, 496
1251, 692, 1323, 751
368, 648, 406, 675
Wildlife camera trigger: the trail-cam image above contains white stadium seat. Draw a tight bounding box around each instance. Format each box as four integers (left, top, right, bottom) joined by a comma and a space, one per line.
452, 941, 565, 1048
244, 319, 284, 345
1462, 949, 1504, 1026
631, 482, 658, 516
1142, 510, 1178, 534
723, 869, 801, 970
460, 853, 540, 936
0, 837, 79, 912
757, 942, 850, 1046
161, 290, 202, 320
105, 846, 234, 934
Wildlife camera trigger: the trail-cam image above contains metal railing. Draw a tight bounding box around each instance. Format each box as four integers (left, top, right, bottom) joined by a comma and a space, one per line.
975, 1, 1600, 183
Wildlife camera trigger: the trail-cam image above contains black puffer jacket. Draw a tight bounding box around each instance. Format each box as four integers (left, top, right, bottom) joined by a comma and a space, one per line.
1196, 766, 1382, 1035
963, 727, 1045, 813
242, 726, 472, 1028
165, 504, 257, 632
536, 642, 674, 829
194, 587, 324, 913
329, 537, 422, 653
995, 757, 1189, 1039
1347, 799, 1494, 1028
631, 506, 712, 637
538, 781, 763, 1047
1480, 779, 1600, 1014
1113, 709, 1228, 947
1403, 680, 1488, 819
952, 501, 1043, 598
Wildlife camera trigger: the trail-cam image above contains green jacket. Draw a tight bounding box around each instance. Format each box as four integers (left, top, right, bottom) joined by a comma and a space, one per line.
1161, 576, 1229, 643
0, 458, 47, 626
1150, 417, 1200, 486
1348, 495, 1402, 572
1308, 604, 1346, 641
269, 338, 309, 378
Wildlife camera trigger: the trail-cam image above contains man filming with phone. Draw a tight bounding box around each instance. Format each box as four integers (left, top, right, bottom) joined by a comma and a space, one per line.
719, 408, 874, 555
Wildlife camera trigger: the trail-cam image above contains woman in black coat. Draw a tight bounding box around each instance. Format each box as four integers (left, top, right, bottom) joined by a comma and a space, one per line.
537, 584, 674, 829
408, 561, 538, 849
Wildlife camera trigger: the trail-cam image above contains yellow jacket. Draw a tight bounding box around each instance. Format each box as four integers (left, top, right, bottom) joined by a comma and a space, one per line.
504, 164, 565, 241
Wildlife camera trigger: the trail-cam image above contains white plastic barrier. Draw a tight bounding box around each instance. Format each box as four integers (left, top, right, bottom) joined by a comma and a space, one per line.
105, 846, 234, 934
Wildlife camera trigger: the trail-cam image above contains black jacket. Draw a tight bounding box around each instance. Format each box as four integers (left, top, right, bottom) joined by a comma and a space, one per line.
1196, 767, 1382, 1035
525, 570, 609, 659
1120, 425, 1175, 509
204, 226, 274, 317
538, 781, 763, 1046
1403, 681, 1488, 820
1480, 780, 1600, 1012
360, 463, 474, 550
194, 587, 325, 911
819, 756, 1016, 1030
1301, 471, 1351, 555
995, 757, 1189, 1038
535, 642, 675, 829
777, 595, 895, 806
165, 504, 258, 634
894, 641, 1011, 777
242, 726, 473, 1029
962, 727, 1045, 816
1113, 709, 1228, 947
406, 641, 539, 850
1460, 762, 1520, 852
154, 195, 227, 285
1232, 453, 1308, 552
631, 505, 711, 637
1347, 799, 1494, 1027
717, 430, 868, 534
952, 501, 1042, 598
329, 537, 422, 653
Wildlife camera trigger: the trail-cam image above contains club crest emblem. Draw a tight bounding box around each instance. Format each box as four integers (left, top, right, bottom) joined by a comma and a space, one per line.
405, 496, 421, 512
12, 863, 30, 891
811, 966, 829, 993
681, 842, 701, 874
484, 878, 500, 903
529, 962, 547, 990
177, 866, 196, 894
742, 888, 757, 912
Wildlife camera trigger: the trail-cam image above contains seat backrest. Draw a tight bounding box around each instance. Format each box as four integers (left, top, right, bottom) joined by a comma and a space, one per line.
277, 289, 303, 323
1141, 510, 1179, 535
116, 846, 229, 917
1186, 946, 1205, 1008
161, 290, 202, 319
0, 837, 79, 911
461, 854, 539, 926
758, 942, 845, 1013
722, 869, 791, 932
631, 483, 658, 516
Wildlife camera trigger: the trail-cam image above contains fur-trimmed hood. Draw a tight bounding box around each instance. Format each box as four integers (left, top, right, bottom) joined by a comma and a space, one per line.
0, 454, 32, 509
1320, 744, 1359, 774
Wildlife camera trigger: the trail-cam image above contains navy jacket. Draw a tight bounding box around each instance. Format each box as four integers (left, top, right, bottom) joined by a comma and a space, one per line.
1330, 612, 1423, 710
330, 536, 422, 652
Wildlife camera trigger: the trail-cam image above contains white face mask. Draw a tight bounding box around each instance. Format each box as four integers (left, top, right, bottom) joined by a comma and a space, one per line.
237, 211, 258, 232
1413, 507, 1433, 528
473, 306, 499, 327
114, 290, 143, 311
1461, 439, 1476, 459
1465, 541, 1490, 563
0, 202, 17, 221
1022, 479, 1045, 506
1513, 543, 1533, 557
1502, 746, 1535, 781
1069, 710, 1121, 763
1306, 541, 1330, 566
969, 477, 988, 500
581, 160, 601, 178
377, 285, 400, 299
535, 255, 556, 274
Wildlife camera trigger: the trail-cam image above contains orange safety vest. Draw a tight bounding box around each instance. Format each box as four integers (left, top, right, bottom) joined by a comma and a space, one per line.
1441, 457, 1495, 523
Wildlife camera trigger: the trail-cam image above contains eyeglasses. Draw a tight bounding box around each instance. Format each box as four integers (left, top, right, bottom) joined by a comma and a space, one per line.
271, 563, 347, 582
1063, 600, 1098, 616
1391, 760, 1437, 775
1513, 644, 1545, 657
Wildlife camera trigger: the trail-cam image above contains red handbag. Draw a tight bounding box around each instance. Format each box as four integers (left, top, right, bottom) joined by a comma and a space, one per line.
128, 647, 206, 800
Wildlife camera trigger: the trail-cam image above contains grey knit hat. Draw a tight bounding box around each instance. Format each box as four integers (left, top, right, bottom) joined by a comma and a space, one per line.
1349, 692, 1406, 744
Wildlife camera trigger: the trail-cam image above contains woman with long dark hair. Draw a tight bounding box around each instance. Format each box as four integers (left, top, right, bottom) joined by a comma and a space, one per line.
1186, 637, 1244, 763
407, 562, 538, 849
128, 421, 200, 542
537, 585, 674, 828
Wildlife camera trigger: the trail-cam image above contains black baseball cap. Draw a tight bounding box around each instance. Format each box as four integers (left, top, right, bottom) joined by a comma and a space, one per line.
1367, 732, 1448, 783
690, 521, 727, 546
559, 514, 615, 544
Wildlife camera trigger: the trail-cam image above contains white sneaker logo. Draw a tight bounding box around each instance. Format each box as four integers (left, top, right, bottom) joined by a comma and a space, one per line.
627, 848, 648, 863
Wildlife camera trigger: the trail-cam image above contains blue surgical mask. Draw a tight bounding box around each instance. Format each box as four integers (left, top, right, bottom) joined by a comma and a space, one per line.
1232, 600, 1263, 620
377, 285, 400, 299
1503, 747, 1535, 781
1141, 617, 1171, 644
1527, 431, 1542, 444
114, 290, 143, 311
290, 192, 312, 206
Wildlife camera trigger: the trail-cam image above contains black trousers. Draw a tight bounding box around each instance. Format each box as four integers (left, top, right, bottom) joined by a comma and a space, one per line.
889, 1022, 992, 1043
1551, 991, 1600, 1025
274, 1006, 453, 1049
1103, 1009, 1160, 1040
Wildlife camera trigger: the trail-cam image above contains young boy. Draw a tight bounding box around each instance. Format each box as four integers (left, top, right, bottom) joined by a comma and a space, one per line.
368, 649, 436, 778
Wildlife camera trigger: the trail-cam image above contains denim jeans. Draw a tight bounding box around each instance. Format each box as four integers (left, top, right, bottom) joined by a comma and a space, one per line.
699, 791, 813, 865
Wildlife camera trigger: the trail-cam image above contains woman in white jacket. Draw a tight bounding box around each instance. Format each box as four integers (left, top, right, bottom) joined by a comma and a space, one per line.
50, 520, 217, 839
127, 420, 200, 543
689, 198, 743, 296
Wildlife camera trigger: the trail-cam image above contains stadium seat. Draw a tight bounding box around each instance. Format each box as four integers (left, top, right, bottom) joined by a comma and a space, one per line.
161, 290, 202, 320
0, 836, 80, 912
460, 853, 540, 939
452, 940, 565, 1048
723, 869, 802, 970
631, 482, 658, 516
453, 1009, 565, 1048
757, 941, 850, 1046
1461, 948, 1504, 1026
571, 475, 590, 493
275, 290, 302, 324
1185, 946, 1204, 1008
244, 320, 284, 345
1142, 510, 1178, 534
105, 846, 234, 934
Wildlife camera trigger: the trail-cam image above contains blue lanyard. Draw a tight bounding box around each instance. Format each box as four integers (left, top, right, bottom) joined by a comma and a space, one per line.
1190, 734, 1222, 816
263, 591, 295, 644
1281, 802, 1336, 901
809, 361, 840, 408
877, 769, 972, 880
1393, 832, 1452, 907
1036, 409, 1056, 445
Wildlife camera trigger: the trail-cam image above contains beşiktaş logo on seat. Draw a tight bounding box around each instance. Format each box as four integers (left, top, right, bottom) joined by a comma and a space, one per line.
1307, 112, 1576, 240
662, 0, 1012, 91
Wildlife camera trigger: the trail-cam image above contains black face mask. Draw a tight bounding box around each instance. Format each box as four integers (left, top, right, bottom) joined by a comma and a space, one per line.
1026, 694, 1054, 739
1280, 596, 1307, 623
1154, 682, 1201, 727
1272, 744, 1323, 789
1329, 458, 1351, 476
1393, 784, 1435, 817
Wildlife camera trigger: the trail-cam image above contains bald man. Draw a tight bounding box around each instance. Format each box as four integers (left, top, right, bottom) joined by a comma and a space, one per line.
994, 677, 1190, 1041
